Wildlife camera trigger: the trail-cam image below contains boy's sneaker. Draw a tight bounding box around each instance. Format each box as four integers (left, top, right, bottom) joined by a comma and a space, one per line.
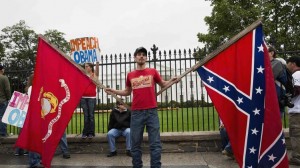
63, 152, 71, 159
81, 135, 87, 139
88, 135, 94, 139
14, 153, 20, 156
107, 151, 117, 157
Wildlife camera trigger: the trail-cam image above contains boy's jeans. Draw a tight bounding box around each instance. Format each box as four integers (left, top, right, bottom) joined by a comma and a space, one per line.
131, 108, 162, 168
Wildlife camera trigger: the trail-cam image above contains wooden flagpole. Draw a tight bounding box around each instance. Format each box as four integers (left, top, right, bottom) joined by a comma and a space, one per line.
38, 35, 130, 110
157, 18, 263, 96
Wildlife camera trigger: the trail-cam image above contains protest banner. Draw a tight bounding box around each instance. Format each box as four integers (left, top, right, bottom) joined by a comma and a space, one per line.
1, 91, 29, 128
70, 37, 101, 64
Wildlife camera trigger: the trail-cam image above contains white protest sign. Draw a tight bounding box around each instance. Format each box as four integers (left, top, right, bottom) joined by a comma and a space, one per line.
70, 37, 101, 64
1, 91, 29, 128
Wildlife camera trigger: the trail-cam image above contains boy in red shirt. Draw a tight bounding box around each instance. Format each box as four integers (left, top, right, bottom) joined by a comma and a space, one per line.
105, 47, 178, 168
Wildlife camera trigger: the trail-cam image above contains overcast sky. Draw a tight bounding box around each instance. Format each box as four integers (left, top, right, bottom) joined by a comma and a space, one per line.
0, 0, 212, 55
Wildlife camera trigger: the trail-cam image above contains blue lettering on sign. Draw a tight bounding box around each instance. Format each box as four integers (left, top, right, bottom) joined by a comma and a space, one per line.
74, 52, 80, 64
17, 111, 26, 127
92, 50, 97, 61
7, 109, 27, 127
80, 51, 85, 63
73, 49, 99, 64
87, 50, 93, 62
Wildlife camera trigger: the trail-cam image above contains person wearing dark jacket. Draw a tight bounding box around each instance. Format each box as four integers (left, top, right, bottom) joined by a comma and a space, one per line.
107, 100, 131, 157
0, 64, 11, 137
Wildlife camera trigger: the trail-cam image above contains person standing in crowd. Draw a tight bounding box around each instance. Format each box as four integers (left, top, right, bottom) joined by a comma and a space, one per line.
0, 64, 11, 137
286, 56, 300, 166
105, 47, 178, 168
219, 120, 233, 159
24, 74, 42, 168
81, 62, 99, 139
268, 46, 286, 117
28, 131, 70, 167
107, 99, 131, 157
25, 74, 71, 168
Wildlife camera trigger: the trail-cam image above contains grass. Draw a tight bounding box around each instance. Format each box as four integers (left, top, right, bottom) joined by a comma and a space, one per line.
7, 107, 289, 135
65, 107, 220, 134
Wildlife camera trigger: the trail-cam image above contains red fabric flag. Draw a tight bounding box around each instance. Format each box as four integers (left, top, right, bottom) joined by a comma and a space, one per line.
197, 25, 288, 167
15, 36, 93, 168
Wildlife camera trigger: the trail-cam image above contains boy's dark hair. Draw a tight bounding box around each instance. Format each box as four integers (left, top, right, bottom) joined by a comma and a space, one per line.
134, 47, 147, 56
268, 46, 277, 58
287, 56, 300, 67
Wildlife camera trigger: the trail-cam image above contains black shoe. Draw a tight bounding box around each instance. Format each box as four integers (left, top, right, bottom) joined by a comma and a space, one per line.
63, 153, 70, 159
81, 135, 87, 139
107, 151, 117, 157
31, 163, 44, 168
222, 149, 234, 159
126, 150, 132, 157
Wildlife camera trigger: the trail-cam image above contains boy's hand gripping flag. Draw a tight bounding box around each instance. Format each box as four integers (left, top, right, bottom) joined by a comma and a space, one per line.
197, 24, 288, 167
15, 36, 94, 168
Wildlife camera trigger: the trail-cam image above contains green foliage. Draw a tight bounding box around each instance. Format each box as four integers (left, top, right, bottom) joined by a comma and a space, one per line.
261, 0, 300, 52
197, 0, 300, 58
96, 103, 115, 110
0, 20, 70, 70
0, 20, 37, 69
43, 29, 71, 53
0, 42, 4, 58
169, 100, 180, 107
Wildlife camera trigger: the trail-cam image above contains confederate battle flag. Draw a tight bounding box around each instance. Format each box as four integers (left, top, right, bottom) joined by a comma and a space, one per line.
197, 24, 289, 167
15, 36, 94, 167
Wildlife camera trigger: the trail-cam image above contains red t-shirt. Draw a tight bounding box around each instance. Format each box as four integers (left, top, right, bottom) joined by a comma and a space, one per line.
126, 68, 162, 110
83, 73, 97, 97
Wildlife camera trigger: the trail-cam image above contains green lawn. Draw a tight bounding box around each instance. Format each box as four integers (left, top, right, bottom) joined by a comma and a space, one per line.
7, 107, 289, 135
65, 107, 220, 134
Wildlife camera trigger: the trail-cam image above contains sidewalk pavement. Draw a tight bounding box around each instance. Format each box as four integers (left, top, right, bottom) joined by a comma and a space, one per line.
0, 152, 298, 168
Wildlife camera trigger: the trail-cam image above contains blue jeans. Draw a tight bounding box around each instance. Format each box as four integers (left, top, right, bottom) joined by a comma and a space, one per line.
131, 108, 161, 168
0, 101, 8, 136
81, 98, 96, 136
60, 132, 69, 154
220, 127, 232, 154
28, 152, 41, 168
107, 128, 131, 152
28, 132, 68, 167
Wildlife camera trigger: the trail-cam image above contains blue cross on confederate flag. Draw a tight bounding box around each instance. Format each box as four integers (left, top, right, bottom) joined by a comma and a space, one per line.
197, 25, 288, 167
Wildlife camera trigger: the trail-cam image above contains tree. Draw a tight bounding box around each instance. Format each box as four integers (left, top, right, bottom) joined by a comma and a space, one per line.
0, 20, 37, 69
43, 29, 70, 54
197, 0, 300, 58
0, 20, 70, 92
0, 41, 4, 59
262, 0, 300, 52
0, 20, 71, 69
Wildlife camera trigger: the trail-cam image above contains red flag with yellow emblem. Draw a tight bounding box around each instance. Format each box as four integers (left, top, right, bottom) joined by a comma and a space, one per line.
15, 36, 95, 168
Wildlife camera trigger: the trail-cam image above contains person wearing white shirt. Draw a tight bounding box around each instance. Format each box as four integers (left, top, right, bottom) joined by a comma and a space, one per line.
286, 56, 300, 166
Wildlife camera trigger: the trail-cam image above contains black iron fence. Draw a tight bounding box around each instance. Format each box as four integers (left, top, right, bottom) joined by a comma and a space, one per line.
5, 45, 297, 135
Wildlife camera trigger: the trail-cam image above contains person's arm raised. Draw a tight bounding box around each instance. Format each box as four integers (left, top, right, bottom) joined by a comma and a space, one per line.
105, 86, 132, 97
95, 61, 99, 77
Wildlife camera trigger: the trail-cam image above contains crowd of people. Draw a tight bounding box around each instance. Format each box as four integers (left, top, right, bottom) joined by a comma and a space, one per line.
1, 46, 300, 167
